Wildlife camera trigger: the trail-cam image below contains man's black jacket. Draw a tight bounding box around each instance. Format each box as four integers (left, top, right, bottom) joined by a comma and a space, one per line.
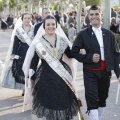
34, 22, 43, 36
71, 26, 120, 78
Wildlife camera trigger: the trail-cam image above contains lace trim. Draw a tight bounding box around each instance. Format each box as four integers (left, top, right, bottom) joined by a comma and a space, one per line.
32, 99, 79, 120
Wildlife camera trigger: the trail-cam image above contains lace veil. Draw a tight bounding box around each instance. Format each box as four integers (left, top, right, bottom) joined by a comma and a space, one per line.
23, 23, 78, 81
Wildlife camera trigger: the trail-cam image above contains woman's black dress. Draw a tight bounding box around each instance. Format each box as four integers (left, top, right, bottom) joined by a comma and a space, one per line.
31, 37, 80, 120
12, 36, 29, 84
1, 20, 7, 30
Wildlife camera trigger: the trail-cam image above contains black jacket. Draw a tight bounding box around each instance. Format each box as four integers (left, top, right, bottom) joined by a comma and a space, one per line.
71, 26, 120, 78
34, 22, 43, 36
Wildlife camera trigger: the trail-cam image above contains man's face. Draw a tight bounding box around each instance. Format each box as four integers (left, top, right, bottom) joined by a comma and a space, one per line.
42, 9, 50, 19
88, 9, 103, 28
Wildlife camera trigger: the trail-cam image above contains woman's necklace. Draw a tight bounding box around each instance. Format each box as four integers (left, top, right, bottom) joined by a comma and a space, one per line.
22, 25, 31, 33
43, 35, 57, 56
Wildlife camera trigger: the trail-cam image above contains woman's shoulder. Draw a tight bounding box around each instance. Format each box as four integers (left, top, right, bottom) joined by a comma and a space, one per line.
57, 34, 67, 42
31, 24, 35, 29
16, 25, 22, 30
57, 34, 69, 48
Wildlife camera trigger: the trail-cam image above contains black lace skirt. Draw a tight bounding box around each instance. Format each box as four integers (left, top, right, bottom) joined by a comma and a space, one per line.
32, 59, 80, 120
12, 59, 25, 84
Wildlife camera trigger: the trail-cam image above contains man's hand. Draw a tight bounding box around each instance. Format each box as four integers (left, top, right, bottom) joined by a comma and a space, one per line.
118, 77, 120, 83
92, 53, 100, 63
79, 49, 86, 55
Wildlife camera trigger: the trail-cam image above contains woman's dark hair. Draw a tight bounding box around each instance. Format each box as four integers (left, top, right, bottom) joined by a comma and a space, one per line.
70, 23, 74, 27
69, 12, 73, 16
30, 14, 34, 19
21, 13, 30, 20
43, 15, 57, 29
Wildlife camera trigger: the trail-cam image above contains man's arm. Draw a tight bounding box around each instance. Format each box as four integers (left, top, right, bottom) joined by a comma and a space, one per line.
71, 32, 93, 63
113, 34, 120, 78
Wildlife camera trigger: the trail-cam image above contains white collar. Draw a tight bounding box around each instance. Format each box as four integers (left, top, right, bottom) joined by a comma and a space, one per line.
92, 26, 101, 32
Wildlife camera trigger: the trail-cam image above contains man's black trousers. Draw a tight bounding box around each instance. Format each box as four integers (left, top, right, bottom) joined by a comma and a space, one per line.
83, 69, 111, 110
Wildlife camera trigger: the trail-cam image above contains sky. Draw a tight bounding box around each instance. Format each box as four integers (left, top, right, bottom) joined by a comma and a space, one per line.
111, 0, 119, 6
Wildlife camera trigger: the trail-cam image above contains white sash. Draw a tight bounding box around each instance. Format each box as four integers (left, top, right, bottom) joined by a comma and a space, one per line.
35, 39, 76, 94
16, 27, 32, 46
2, 20, 8, 25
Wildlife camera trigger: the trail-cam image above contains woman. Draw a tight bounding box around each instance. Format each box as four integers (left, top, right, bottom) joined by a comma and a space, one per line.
1, 13, 34, 93
1, 16, 8, 31
23, 15, 84, 120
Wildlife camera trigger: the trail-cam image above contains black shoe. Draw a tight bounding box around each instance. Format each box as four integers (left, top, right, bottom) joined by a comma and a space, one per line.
22, 90, 25, 96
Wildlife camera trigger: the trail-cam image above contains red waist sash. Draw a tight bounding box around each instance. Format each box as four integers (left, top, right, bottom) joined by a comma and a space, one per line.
87, 60, 106, 70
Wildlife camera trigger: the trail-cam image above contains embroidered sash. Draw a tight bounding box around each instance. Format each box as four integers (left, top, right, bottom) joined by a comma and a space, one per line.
35, 39, 77, 95
16, 27, 32, 46
2, 20, 8, 25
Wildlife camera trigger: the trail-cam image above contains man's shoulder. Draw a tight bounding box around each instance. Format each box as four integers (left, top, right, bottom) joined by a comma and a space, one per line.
78, 27, 89, 35
35, 22, 43, 29
102, 27, 114, 35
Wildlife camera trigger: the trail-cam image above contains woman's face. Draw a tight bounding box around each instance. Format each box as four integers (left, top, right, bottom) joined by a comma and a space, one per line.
44, 19, 56, 35
22, 14, 31, 26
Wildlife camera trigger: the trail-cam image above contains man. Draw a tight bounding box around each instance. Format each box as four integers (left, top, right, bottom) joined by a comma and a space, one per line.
111, 7, 117, 18
71, 5, 120, 120
29, 8, 51, 81
54, 11, 61, 24
34, 8, 50, 36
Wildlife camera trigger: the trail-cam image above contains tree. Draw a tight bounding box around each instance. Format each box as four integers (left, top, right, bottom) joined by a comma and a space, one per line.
9, 0, 16, 8
40, 0, 46, 7
85, 0, 100, 6
0, 0, 6, 11
20, 0, 28, 2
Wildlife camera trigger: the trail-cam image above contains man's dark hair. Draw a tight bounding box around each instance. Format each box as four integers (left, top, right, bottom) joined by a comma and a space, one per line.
88, 5, 101, 14
43, 15, 57, 29
55, 11, 59, 15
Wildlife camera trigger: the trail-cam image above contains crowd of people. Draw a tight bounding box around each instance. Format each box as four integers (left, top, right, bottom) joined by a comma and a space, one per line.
0, 5, 120, 120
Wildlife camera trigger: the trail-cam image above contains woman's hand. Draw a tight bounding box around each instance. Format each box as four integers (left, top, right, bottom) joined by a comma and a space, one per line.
10, 55, 20, 60
10, 55, 15, 60
79, 49, 86, 55
25, 79, 28, 87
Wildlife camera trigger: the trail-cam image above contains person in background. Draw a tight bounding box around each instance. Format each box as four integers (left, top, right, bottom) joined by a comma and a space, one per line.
110, 17, 118, 33
1, 13, 34, 96
111, 7, 117, 18
68, 23, 76, 42
34, 7, 50, 36
1, 16, 8, 31
54, 10, 61, 24
67, 12, 75, 28
116, 10, 120, 34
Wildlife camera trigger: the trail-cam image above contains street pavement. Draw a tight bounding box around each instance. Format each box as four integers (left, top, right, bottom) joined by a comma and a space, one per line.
0, 29, 120, 120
